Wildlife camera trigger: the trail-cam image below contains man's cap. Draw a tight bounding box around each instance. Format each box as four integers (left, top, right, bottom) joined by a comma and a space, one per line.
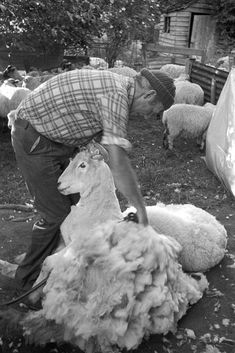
140, 68, 175, 110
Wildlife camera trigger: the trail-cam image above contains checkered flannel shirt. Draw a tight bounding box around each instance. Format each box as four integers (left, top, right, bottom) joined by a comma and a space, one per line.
16, 69, 135, 149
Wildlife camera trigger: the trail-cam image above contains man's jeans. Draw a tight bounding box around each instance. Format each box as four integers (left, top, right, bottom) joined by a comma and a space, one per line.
11, 119, 79, 291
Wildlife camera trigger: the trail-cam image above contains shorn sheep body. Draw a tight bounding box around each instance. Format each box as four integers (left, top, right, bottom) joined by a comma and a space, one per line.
162, 103, 216, 150
18, 146, 209, 352
174, 80, 204, 105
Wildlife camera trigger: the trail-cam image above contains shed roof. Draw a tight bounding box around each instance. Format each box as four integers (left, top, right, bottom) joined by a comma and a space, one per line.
164, 0, 214, 13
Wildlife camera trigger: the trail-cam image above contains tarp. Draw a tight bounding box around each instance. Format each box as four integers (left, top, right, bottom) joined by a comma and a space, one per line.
205, 68, 235, 197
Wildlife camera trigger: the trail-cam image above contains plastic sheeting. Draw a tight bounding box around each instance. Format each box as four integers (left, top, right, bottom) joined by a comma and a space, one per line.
205, 68, 235, 197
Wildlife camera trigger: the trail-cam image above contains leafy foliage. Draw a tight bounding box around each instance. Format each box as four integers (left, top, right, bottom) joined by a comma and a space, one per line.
0, 0, 105, 51
0, 0, 160, 65
215, 0, 235, 46
99, 0, 160, 67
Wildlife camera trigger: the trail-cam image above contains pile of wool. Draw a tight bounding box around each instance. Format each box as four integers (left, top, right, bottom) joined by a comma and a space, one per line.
22, 220, 208, 352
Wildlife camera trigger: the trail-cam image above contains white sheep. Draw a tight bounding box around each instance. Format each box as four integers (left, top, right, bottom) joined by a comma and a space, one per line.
160, 64, 186, 79
22, 74, 55, 90
174, 80, 204, 105
58, 144, 226, 273
0, 92, 10, 118
124, 203, 227, 272
2, 78, 22, 87
0, 84, 31, 109
162, 103, 216, 150
108, 66, 138, 78
59, 145, 123, 245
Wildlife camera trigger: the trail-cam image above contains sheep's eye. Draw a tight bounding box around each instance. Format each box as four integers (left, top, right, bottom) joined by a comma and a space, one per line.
79, 162, 86, 169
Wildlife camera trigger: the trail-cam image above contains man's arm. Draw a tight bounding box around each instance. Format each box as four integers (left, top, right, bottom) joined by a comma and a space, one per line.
104, 144, 148, 226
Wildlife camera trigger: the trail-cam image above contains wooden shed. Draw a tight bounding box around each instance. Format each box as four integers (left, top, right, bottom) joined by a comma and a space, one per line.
158, 0, 217, 60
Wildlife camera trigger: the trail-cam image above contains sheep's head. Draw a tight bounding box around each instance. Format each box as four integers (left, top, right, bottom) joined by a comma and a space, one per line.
3, 65, 23, 81
58, 143, 110, 196
22, 75, 37, 90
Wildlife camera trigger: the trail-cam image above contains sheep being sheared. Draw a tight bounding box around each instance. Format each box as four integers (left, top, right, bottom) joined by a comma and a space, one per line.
59, 145, 226, 273
162, 102, 216, 150
58, 145, 123, 245
12, 146, 209, 353
22, 211, 208, 352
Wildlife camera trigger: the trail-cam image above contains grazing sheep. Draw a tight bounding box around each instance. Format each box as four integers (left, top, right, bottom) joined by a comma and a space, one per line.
22, 74, 55, 90
174, 80, 204, 105
160, 64, 186, 79
162, 103, 216, 150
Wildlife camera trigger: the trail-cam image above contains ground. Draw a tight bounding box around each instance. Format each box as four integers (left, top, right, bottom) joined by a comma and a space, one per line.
0, 115, 234, 353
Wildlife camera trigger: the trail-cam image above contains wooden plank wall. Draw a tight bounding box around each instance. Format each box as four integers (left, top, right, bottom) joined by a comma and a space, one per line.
159, 12, 191, 48
158, 0, 215, 49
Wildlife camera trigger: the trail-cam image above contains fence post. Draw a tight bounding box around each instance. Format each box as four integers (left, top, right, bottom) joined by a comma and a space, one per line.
210, 75, 217, 104
229, 49, 235, 71
185, 58, 194, 79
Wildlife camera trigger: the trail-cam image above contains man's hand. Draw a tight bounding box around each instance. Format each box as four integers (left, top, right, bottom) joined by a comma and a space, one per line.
104, 144, 148, 226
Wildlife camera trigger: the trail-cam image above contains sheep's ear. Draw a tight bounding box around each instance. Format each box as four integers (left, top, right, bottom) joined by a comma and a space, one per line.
87, 141, 109, 162
91, 154, 104, 161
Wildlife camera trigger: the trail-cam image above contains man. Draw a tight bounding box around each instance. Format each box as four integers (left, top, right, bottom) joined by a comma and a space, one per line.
11, 67, 175, 308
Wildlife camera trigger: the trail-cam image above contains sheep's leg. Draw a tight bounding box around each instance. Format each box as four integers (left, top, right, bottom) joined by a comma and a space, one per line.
199, 130, 207, 151
167, 136, 174, 150
163, 128, 169, 149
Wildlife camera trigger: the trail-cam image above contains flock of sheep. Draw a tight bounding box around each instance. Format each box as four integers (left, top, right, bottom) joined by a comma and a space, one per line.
0, 62, 216, 152
159, 64, 216, 151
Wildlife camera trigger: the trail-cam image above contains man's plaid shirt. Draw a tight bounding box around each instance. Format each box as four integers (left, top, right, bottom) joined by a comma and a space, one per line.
16, 69, 135, 149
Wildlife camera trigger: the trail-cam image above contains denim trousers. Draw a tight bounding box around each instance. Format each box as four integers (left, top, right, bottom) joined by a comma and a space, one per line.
11, 119, 80, 291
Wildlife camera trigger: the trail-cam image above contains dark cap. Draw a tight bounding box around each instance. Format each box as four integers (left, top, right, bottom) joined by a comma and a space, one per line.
140, 68, 175, 110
